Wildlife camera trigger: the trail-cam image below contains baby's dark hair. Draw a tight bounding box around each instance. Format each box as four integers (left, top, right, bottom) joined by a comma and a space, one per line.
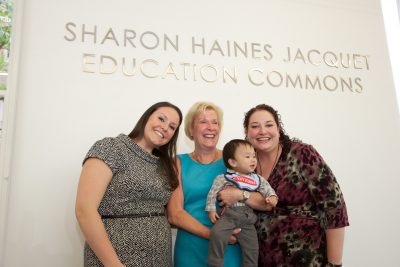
223, 139, 254, 169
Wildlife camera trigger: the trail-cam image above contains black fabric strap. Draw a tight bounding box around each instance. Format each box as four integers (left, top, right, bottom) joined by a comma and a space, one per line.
326, 262, 342, 267
101, 212, 165, 219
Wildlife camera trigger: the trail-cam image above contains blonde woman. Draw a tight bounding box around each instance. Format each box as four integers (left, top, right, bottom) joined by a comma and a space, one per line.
168, 102, 263, 267
167, 102, 246, 267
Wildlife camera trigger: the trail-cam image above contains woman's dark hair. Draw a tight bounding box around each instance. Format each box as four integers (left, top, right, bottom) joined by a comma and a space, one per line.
223, 139, 253, 169
128, 101, 182, 190
243, 104, 292, 156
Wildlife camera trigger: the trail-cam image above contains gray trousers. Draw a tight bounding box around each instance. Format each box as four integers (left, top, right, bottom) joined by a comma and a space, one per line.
208, 205, 258, 267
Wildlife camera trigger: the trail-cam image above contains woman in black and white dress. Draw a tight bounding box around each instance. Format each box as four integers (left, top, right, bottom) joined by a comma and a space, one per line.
75, 102, 182, 267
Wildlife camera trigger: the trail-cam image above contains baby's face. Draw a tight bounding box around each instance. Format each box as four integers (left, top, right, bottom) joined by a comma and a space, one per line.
232, 144, 257, 175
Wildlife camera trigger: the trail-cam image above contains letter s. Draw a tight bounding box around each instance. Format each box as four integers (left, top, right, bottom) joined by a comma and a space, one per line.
64, 22, 76, 42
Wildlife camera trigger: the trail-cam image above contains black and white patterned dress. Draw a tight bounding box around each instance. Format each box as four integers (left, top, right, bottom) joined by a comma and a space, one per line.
83, 134, 173, 267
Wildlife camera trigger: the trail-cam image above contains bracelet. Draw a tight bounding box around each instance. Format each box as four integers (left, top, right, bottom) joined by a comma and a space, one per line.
326, 262, 342, 267
242, 190, 250, 202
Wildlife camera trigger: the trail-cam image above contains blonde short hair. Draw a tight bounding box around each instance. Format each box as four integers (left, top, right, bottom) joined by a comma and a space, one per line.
184, 102, 223, 140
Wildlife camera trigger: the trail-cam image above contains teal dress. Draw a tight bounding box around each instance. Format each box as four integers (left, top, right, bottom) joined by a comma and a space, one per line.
174, 154, 242, 267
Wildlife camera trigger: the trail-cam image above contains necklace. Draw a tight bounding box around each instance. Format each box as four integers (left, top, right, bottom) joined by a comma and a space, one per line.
192, 150, 219, 164
258, 144, 281, 178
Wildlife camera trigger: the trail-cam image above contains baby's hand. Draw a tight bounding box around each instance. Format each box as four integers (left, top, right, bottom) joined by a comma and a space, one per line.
265, 195, 278, 207
208, 211, 220, 224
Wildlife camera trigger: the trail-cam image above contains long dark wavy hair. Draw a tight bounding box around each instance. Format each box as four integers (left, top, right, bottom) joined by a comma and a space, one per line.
128, 101, 182, 190
243, 104, 293, 157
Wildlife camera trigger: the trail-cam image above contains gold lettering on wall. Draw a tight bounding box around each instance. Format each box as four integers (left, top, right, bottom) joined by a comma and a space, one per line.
67, 22, 370, 94
283, 47, 370, 70
81, 54, 238, 84
247, 69, 363, 93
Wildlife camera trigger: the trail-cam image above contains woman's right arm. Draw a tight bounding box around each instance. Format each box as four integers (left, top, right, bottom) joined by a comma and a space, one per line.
167, 159, 211, 240
75, 158, 125, 267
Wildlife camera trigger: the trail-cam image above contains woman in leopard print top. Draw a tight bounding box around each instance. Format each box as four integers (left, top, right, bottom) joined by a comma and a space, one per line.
219, 104, 349, 267
246, 104, 349, 267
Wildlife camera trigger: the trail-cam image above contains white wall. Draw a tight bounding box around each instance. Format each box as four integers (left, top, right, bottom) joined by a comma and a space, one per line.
381, 0, 400, 111
1, 0, 400, 266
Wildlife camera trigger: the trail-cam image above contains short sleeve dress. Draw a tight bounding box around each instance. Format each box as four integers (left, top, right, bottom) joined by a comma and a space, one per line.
83, 134, 173, 267
256, 141, 349, 266
173, 154, 242, 267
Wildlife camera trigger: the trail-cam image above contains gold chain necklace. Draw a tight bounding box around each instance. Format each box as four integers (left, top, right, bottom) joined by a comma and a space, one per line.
258, 144, 281, 178
192, 150, 219, 164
